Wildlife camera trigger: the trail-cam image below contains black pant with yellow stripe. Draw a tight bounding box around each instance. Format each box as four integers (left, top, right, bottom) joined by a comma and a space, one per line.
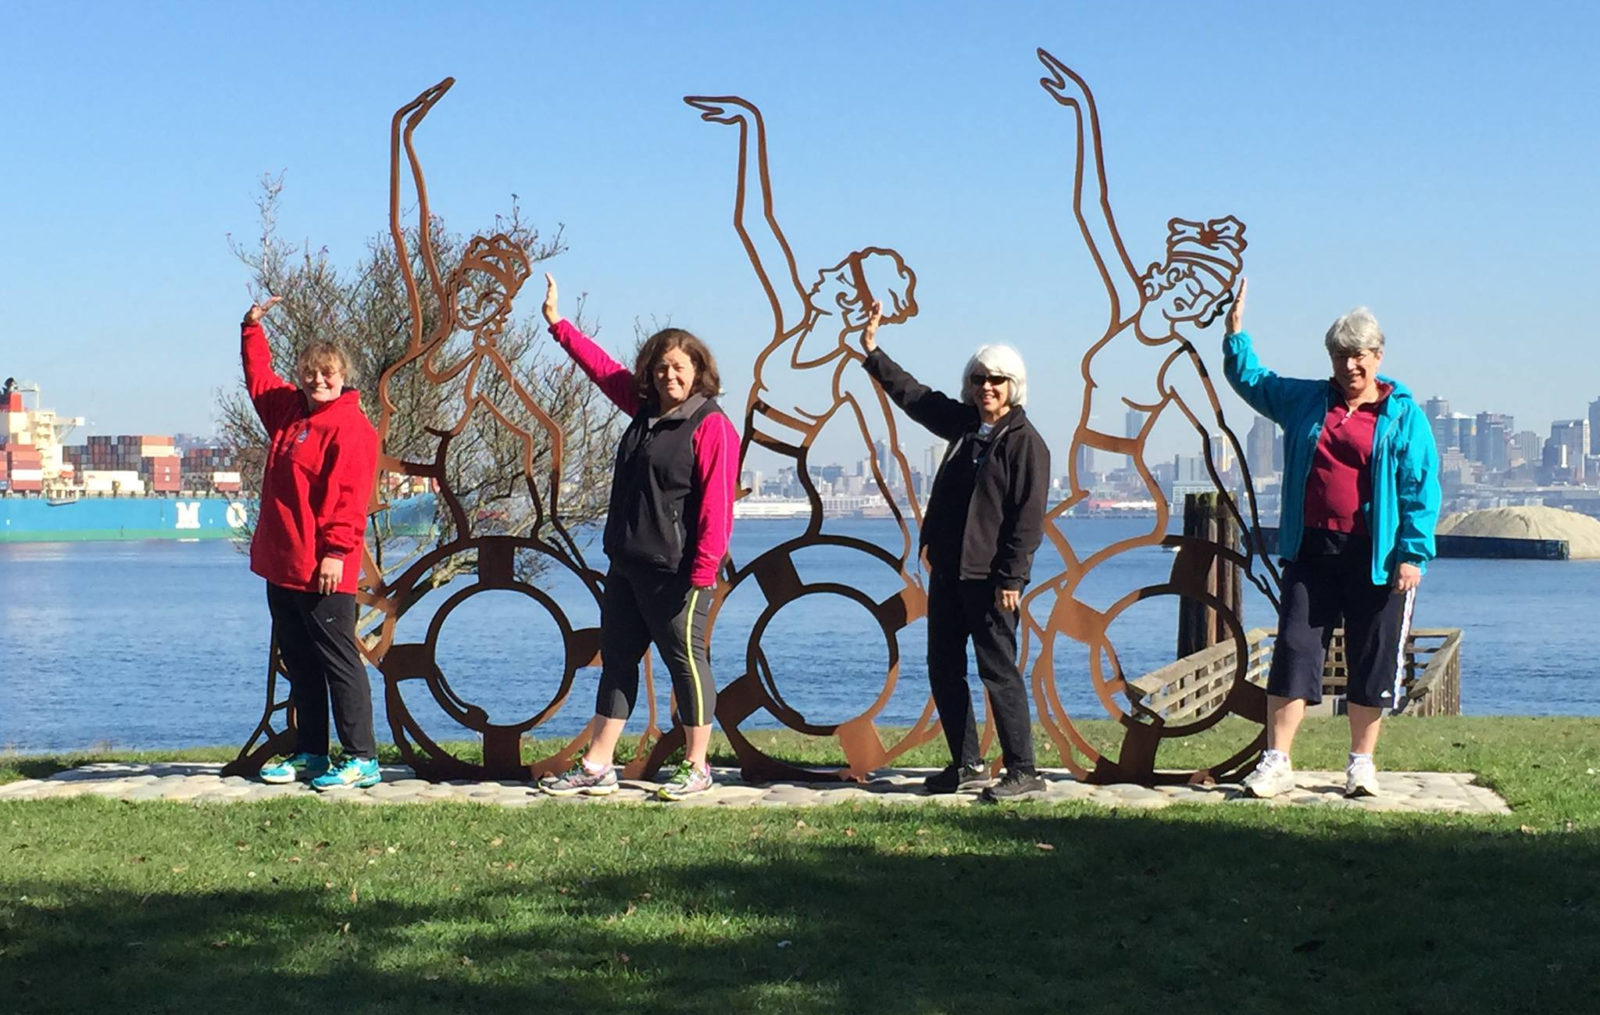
596, 565, 717, 726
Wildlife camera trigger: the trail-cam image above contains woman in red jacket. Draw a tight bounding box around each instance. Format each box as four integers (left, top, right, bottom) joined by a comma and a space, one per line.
243, 297, 382, 791
537, 275, 739, 801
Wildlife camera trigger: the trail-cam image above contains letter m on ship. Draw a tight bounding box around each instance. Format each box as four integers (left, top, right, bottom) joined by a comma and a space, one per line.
175, 501, 202, 530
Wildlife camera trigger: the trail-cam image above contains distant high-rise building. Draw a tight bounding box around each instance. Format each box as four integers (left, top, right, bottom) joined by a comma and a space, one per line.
1454, 415, 1475, 456
1246, 416, 1278, 477
1124, 409, 1143, 469
1550, 419, 1590, 481
1589, 397, 1600, 455
1425, 396, 1449, 421
1207, 433, 1234, 474
1075, 444, 1095, 480
1474, 412, 1513, 471
1510, 431, 1543, 469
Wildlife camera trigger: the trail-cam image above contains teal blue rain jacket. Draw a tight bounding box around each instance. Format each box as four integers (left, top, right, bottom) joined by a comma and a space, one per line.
1223, 330, 1441, 585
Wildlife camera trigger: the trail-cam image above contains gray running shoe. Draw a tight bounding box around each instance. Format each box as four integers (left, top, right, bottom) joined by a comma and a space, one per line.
541, 761, 619, 797
656, 761, 714, 801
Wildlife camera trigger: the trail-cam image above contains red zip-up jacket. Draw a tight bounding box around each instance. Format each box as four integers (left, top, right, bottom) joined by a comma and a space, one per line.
242, 321, 379, 594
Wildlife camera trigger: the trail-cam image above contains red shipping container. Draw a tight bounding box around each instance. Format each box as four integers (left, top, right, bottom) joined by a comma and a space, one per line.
10, 480, 42, 492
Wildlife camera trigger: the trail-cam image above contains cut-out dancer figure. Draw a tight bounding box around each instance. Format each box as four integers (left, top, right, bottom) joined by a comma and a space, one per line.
246, 297, 383, 791
687, 96, 922, 564
537, 275, 740, 801
860, 301, 1052, 801
1023, 50, 1277, 780
1224, 282, 1440, 799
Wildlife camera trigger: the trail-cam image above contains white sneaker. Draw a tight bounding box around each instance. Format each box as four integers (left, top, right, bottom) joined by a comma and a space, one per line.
1242, 753, 1295, 799
1345, 757, 1380, 798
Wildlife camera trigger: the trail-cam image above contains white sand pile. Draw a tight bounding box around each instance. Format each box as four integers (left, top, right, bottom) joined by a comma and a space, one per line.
1436, 505, 1600, 559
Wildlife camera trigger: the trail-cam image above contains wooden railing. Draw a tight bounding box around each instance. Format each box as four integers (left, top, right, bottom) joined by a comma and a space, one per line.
1127, 627, 1462, 723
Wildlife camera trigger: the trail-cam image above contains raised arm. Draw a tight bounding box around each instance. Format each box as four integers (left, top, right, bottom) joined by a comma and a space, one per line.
857, 299, 970, 439
1220, 279, 1323, 422
389, 78, 455, 356
1037, 48, 1141, 332
685, 95, 808, 335
240, 297, 298, 430
542, 273, 640, 415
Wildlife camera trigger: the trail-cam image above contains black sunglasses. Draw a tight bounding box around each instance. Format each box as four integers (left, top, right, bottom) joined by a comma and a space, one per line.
968, 373, 1009, 387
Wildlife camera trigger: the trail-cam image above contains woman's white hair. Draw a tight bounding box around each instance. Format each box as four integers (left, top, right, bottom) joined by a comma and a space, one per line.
1324, 307, 1385, 356
960, 344, 1028, 407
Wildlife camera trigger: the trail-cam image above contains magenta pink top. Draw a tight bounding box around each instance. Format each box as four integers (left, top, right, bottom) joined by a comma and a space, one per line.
549, 319, 738, 586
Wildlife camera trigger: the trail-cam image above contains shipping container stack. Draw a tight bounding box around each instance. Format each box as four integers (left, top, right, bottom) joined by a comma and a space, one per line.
1, 392, 42, 493
2, 442, 44, 493
61, 434, 156, 495
182, 445, 241, 493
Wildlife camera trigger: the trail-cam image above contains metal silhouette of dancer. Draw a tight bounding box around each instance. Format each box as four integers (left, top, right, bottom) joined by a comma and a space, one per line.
685, 95, 942, 781
1024, 49, 1278, 784
228, 79, 662, 781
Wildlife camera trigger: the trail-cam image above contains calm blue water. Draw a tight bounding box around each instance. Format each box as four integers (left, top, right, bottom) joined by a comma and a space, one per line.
1, 518, 1596, 752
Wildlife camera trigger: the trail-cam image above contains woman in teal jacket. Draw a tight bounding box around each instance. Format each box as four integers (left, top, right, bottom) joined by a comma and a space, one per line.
1222, 280, 1440, 799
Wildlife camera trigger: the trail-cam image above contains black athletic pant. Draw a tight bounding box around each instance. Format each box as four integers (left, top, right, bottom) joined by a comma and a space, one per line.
596, 566, 716, 727
1268, 537, 1417, 709
266, 582, 376, 759
925, 571, 1036, 773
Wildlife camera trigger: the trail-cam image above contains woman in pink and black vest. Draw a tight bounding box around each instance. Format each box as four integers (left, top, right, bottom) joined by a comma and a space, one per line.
537, 274, 738, 801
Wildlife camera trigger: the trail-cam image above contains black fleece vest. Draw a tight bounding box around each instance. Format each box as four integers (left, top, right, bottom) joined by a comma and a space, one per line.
603, 395, 721, 575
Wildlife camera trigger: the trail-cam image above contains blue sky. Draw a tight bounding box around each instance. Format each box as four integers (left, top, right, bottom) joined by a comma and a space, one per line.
2, 0, 1595, 467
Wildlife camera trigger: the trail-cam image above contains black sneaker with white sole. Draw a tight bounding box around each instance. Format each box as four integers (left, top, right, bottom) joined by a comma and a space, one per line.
980, 769, 1047, 802
924, 762, 990, 794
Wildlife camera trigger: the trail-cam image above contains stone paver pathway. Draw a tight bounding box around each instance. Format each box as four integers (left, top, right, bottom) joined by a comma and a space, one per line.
0, 763, 1511, 814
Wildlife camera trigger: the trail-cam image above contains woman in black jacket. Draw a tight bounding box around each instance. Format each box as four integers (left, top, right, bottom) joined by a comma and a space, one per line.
860, 301, 1052, 800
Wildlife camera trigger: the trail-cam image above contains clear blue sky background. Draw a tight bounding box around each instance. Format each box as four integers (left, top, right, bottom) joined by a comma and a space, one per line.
2, 0, 1595, 466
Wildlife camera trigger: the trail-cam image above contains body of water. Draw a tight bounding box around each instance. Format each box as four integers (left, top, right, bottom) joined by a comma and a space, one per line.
1, 517, 1596, 752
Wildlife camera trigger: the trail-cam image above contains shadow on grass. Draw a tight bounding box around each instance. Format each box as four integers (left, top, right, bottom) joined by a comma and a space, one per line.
0, 758, 70, 782
3, 809, 1598, 1014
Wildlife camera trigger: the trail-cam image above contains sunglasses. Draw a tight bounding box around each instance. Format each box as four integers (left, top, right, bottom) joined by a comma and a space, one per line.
968, 373, 1009, 387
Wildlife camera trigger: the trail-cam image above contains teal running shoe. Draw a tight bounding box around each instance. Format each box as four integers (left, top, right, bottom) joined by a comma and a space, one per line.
310, 756, 381, 792
259, 752, 330, 785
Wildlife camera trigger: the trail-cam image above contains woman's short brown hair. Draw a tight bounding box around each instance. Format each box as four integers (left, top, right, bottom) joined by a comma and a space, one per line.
632, 328, 720, 411
296, 341, 352, 381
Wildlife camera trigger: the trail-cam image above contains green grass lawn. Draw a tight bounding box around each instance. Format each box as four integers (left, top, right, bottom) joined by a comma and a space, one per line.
3, 717, 1598, 1014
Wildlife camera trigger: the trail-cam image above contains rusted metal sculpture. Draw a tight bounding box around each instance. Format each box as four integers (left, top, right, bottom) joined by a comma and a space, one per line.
229, 59, 1278, 789
1020, 49, 1279, 785
684, 96, 946, 781
227, 79, 666, 781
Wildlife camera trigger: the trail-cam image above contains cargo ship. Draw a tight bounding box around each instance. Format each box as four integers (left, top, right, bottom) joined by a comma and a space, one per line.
0, 379, 432, 544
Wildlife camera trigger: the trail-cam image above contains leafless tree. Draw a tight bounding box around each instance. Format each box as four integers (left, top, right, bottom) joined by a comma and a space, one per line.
216, 175, 622, 588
